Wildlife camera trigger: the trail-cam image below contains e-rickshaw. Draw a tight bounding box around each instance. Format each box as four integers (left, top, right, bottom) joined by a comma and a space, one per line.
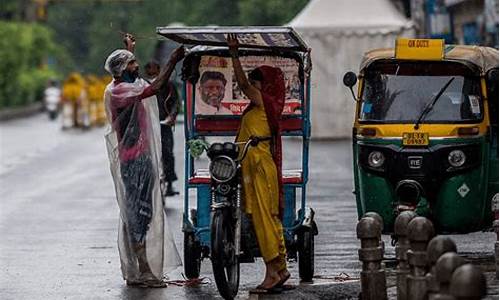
343, 39, 499, 235
156, 26, 317, 299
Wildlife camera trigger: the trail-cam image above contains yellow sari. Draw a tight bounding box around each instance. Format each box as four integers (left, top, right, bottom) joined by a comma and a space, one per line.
236, 104, 286, 269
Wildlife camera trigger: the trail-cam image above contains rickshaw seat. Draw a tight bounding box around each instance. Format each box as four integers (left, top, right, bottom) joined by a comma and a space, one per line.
282, 169, 303, 184
195, 117, 303, 133
188, 169, 211, 185
188, 169, 303, 185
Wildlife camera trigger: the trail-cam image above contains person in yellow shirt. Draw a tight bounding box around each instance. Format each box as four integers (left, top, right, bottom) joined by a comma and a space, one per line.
228, 34, 290, 294
86, 75, 100, 126
61, 73, 86, 129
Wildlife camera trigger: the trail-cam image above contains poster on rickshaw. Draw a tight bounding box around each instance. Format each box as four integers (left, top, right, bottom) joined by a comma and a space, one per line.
195, 55, 302, 115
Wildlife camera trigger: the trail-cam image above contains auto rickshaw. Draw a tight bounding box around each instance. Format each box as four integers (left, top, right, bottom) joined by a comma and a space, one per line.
343, 38, 499, 234
156, 26, 317, 299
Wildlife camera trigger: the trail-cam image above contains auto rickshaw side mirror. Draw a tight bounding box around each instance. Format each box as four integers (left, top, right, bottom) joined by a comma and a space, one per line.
343, 71, 357, 87
343, 71, 358, 101
487, 69, 498, 81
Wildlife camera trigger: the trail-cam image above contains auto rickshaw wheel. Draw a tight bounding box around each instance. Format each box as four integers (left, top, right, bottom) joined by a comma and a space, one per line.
183, 231, 201, 279
211, 209, 239, 300
298, 227, 314, 282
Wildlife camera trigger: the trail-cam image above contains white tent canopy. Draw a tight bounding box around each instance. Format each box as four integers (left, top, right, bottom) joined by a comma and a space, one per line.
289, 0, 414, 138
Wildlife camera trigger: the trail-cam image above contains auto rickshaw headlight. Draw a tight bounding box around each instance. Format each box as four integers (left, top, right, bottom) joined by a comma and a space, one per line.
368, 151, 385, 168
448, 150, 466, 167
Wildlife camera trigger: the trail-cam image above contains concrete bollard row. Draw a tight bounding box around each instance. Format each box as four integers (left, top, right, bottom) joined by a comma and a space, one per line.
389, 214, 488, 300
357, 214, 387, 300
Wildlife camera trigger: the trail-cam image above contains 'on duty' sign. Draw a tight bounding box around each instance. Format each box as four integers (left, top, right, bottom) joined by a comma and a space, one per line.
395, 38, 445, 60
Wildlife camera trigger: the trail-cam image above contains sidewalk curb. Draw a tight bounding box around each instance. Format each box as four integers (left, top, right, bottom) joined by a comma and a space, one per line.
0, 102, 43, 122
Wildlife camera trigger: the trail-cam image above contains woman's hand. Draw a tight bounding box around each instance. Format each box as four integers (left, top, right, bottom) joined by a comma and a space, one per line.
226, 33, 239, 57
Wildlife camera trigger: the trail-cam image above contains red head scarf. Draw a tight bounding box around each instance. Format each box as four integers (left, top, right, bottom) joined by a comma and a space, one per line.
245, 65, 286, 218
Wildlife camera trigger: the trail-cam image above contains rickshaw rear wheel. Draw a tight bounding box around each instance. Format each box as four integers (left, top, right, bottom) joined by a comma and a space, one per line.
183, 232, 201, 279
211, 209, 240, 300
298, 228, 314, 282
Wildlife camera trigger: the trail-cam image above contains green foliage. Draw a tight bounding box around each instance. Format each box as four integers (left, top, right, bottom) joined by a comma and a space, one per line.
187, 138, 210, 158
0, 0, 20, 20
43, 0, 308, 75
0, 21, 59, 108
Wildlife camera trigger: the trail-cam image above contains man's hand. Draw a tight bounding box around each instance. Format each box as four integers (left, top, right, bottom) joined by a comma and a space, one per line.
226, 33, 239, 57
123, 33, 136, 52
165, 115, 176, 126
169, 46, 185, 63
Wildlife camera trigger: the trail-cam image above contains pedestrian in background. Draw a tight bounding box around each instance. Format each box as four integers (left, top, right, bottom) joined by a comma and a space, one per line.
145, 61, 179, 197
103, 33, 184, 287
61, 73, 86, 129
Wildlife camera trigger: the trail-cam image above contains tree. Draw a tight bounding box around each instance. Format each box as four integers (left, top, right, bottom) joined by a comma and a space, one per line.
42, 0, 309, 74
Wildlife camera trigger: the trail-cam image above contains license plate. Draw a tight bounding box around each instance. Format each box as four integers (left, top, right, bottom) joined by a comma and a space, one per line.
402, 132, 429, 146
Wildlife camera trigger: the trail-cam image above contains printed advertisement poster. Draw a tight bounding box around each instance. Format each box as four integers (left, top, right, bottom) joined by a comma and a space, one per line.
195, 55, 302, 116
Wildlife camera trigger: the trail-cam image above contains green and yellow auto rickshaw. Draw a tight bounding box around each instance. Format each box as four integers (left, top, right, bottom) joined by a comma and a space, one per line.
343, 39, 498, 234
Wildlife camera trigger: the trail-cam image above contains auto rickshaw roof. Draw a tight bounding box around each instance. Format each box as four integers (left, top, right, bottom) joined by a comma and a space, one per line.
156, 26, 309, 52
360, 45, 499, 73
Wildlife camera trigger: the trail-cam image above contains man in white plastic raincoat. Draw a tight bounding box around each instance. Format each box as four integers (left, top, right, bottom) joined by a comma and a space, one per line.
103, 34, 184, 287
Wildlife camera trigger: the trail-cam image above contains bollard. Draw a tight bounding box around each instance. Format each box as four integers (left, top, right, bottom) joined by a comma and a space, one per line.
394, 211, 417, 300
363, 212, 385, 254
493, 193, 499, 278
431, 252, 466, 300
495, 220, 499, 279
449, 264, 487, 300
426, 236, 457, 298
406, 217, 435, 300
357, 216, 387, 300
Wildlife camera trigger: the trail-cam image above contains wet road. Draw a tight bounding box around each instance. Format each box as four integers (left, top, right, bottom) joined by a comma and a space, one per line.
0, 114, 498, 299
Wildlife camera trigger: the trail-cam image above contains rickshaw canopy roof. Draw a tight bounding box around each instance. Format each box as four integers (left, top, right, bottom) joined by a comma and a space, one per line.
156, 26, 309, 52
360, 45, 499, 73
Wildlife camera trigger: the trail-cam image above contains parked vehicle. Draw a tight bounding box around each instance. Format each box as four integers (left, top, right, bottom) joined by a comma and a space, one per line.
343, 39, 499, 234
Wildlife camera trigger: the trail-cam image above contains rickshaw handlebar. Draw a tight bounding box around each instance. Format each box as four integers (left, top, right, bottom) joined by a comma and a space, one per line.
237, 136, 271, 162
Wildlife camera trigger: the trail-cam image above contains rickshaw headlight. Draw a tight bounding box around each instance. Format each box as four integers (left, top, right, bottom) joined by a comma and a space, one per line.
448, 150, 466, 167
209, 156, 237, 183
368, 151, 385, 168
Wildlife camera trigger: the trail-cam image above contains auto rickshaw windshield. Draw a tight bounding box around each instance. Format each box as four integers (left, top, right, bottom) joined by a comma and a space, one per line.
360, 61, 483, 124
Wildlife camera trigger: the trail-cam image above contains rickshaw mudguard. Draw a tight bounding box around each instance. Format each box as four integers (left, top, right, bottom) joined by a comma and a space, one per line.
354, 136, 491, 234
301, 207, 318, 235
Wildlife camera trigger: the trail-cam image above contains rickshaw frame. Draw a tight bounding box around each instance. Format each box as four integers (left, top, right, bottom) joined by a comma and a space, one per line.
181, 47, 314, 250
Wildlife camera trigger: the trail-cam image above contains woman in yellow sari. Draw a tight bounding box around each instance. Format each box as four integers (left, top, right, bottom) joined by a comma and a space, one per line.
227, 34, 290, 294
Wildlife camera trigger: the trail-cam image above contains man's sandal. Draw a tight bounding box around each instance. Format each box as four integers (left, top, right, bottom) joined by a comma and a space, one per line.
139, 279, 168, 288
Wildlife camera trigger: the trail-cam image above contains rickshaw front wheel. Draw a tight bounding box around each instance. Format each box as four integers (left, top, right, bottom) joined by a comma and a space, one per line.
211, 209, 240, 300
298, 227, 314, 282
183, 232, 201, 279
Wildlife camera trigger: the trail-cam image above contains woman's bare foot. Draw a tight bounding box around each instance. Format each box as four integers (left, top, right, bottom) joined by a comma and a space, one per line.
258, 262, 281, 288
277, 268, 290, 286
